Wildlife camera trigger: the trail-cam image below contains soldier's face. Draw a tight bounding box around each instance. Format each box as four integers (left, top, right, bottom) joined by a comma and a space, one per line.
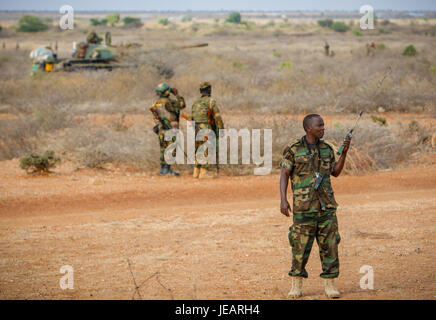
308, 117, 325, 139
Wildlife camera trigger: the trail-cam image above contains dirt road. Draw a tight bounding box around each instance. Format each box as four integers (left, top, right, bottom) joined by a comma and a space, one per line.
0, 160, 435, 299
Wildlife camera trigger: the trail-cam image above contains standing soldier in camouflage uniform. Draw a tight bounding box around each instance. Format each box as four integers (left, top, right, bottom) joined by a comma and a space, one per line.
190, 82, 224, 179
279, 114, 351, 299
150, 82, 186, 176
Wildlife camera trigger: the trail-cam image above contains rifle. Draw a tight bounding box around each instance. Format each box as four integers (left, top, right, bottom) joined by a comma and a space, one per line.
207, 108, 220, 174
149, 107, 187, 159
150, 106, 172, 131
337, 111, 363, 155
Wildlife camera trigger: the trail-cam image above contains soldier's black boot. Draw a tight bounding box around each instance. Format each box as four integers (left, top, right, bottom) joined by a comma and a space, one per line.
159, 164, 169, 175
167, 165, 180, 176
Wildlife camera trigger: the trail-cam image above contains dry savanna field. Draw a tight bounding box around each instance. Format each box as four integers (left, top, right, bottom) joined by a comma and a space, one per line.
0, 11, 435, 300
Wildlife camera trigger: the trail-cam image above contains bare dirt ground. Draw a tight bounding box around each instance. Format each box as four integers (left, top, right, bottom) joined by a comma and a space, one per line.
0, 158, 435, 300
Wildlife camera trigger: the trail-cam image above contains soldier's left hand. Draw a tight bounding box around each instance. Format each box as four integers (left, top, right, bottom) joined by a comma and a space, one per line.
342, 134, 352, 153
280, 200, 291, 217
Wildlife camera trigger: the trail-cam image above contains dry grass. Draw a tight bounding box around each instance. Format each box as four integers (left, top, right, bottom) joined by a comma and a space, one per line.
0, 15, 435, 173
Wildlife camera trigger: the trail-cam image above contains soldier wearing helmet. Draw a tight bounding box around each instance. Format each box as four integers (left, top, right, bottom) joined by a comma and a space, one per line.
190, 82, 224, 179
87, 30, 102, 44
151, 82, 186, 176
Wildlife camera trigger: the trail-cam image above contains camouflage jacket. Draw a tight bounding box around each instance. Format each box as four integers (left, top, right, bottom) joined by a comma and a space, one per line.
191, 95, 224, 131
280, 136, 338, 213
87, 32, 102, 44
151, 95, 186, 130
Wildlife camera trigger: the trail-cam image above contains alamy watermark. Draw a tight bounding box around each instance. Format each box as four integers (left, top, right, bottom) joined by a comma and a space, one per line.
59, 265, 74, 289
360, 5, 375, 30
59, 5, 74, 30
359, 265, 374, 290
163, 123, 272, 175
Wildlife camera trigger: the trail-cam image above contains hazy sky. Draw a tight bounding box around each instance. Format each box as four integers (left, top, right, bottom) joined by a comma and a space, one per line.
1, 0, 435, 11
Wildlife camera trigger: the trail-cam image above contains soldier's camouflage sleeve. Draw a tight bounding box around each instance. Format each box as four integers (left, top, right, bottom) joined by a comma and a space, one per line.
210, 99, 224, 129
177, 95, 186, 110
169, 95, 186, 112
280, 145, 294, 171
325, 142, 337, 174
152, 100, 170, 125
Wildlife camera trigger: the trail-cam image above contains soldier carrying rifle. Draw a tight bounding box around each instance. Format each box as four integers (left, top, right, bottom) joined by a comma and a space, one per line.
190, 82, 224, 179
150, 82, 186, 176
279, 114, 352, 299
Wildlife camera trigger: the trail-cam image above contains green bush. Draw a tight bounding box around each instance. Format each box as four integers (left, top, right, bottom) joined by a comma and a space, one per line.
20, 151, 60, 174
214, 18, 219, 23
226, 12, 241, 24
279, 61, 292, 71
376, 43, 386, 50
317, 19, 333, 28
232, 61, 244, 69
18, 15, 48, 32
181, 16, 192, 22
403, 45, 417, 56
105, 13, 120, 26
0, 25, 2, 32
272, 50, 281, 58
90, 18, 107, 26
266, 20, 275, 27
331, 21, 348, 32
158, 18, 169, 26
122, 17, 143, 27
371, 115, 387, 126
353, 30, 363, 36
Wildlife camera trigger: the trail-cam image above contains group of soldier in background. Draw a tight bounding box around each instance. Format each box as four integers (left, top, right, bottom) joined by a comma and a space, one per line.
150, 81, 224, 179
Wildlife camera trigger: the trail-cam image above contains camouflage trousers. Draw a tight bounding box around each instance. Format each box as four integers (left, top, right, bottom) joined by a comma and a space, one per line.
195, 139, 209, 169
158, 130, 176, 166
288, 209, 341, 278
194, 124, 216, 169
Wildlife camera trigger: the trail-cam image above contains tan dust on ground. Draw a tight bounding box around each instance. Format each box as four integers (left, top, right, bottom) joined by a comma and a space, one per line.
0, 159, 435, 300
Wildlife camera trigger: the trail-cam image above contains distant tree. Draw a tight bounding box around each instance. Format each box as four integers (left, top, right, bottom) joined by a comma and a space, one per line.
18, 15, 48, 32
317, 19, 333, 28
331, 21, 349, 32
105, 13, 120, 26
90, 18, 108, 26
403, 45, 417, 56
158, 18, 169, 26
90, 18, 101, 26
122, 17, 143, 28
226, 12, 242, 24
20, 151, 60, 174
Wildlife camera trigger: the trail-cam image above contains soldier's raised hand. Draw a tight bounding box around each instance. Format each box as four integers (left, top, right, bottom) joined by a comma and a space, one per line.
171, 87, 178, 96
342, 134, 352, 153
